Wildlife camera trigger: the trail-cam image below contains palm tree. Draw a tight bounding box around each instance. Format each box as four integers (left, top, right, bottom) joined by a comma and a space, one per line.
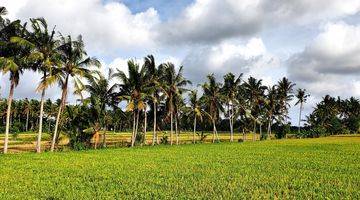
222, 72, 242, 142
50, 35, 100, 152
143, 55, 161, 145
277, 77, 295, 138
295, 88, 310, 134
277, 77, 295, 124
159, 63, 191, 145
243, 77, 266, 141
84, 69, 118, 148
114, 60, 147, 147
265, 85, 279, 139
26, 18, 60, 153
0, 19, 31, 153
188, 90, 203, 144
201, 74, 224, 143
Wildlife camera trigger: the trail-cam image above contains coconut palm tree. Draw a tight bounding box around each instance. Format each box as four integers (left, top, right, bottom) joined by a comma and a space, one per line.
295, 88, 310, 133
84, 69, 118, 148
143, 55, 161, 145
277, 77, 295, 124
188, 90, 203, 144
158, 63, 191, 145
201, 74, 224, 143
264, 85, 279, 139
50, 35, 100, 152
25, 18, 60, 153
277, 77, 295, 138
222, 72, 242, 142
243, 77, 266, 141
0, 19, 32, 153
114, 60, 147, 147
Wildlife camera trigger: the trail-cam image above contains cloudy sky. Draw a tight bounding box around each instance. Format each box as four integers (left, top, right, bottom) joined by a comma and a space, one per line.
1, 0, 360, 125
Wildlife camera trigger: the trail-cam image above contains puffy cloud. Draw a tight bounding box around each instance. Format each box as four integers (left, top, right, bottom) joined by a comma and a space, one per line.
287, 22, 360, 99
0, 0, 160, 56
158, 0, 360, 44
181, 38, 281, 84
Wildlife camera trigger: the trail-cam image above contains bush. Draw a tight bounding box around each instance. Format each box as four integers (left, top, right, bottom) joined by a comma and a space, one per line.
160, 133, 168, 145
274, 124, 291, 139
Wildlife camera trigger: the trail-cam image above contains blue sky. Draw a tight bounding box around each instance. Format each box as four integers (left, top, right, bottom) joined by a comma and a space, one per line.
120, 0, 193, 20
1, 0, 360, 125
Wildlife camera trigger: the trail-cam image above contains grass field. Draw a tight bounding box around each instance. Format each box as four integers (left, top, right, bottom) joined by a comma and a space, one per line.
0, 136, 359, 199
0, 131, 262, 153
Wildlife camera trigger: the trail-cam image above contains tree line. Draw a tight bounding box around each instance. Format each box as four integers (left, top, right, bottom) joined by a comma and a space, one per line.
1, 7, 359, 153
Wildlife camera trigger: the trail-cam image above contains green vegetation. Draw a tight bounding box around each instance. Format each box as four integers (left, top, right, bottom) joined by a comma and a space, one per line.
1, 136, 359, 199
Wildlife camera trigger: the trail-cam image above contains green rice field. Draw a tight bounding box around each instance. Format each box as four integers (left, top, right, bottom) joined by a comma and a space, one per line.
0, 135, 359, 199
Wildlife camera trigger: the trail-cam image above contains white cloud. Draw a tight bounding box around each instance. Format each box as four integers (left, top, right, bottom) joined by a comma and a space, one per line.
0, 0, 160, 56
288, 21, 360, 100
158, 0, 360, 44
181, 37, 281, 84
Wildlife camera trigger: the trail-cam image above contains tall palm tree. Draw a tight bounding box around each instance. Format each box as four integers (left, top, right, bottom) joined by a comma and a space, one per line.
277, 77, 295, 138
243, 77, 266, 141
159, 63, 190, 145
222, 72, 242, 142
50, 35, 100, 152
277, 77, 295, 124
143, 55, 161, 145
26, 18, 60, 153
201, 74, 224, 143
188, 90, 203, 144
295, 88, 309, 134
0, 19, 31, 153
114, 60, 147, 147
265, 85, 279, 139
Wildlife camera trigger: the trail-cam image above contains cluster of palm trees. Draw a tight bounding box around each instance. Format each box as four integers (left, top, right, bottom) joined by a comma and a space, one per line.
6, 7, 356, 154
0, 8, 99, 153
306, 95, 360, 136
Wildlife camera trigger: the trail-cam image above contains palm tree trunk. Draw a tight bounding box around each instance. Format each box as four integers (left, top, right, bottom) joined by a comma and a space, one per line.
242, 128, 245, 141
25, 110, 29, 132
253, 120, 256, 141
51, 77, 68, 152
3, 79, 15, 154
170, 111, 173, 145
259, 123, 262, 140
230, 103, 234, 142
102, 125, 107, 148
267, 118, 272, 140
214, 120, 220, 142
143, 108, 147, 145
131, 111, 136, 147
298, 102, 303, 134
132, 110, 140, 147
36, 88, 46, 153
152, 101, 156, 145
175, 113, 178, 145
193, 115, 196, 144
